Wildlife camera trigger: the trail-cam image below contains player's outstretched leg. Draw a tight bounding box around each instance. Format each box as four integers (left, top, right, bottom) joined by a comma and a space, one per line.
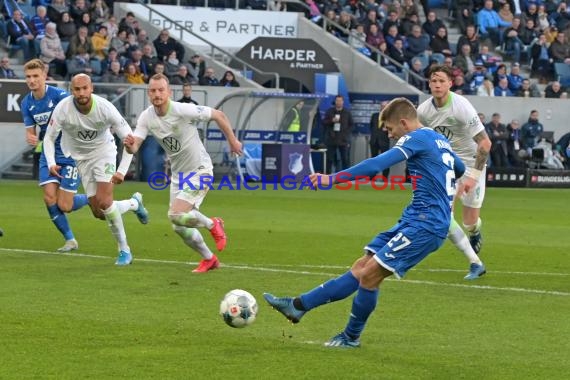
46, 204, 78, 252
263, 293, 306, 324
209, 217, 227, 251
173, 225, 220, 273
170, 210, 226, 251
131, 192, 149, 224
464, 218, 483, 254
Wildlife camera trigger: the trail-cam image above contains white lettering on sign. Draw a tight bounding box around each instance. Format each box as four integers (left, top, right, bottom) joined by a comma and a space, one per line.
250, 46, 316, 62
7, 94, 21, 112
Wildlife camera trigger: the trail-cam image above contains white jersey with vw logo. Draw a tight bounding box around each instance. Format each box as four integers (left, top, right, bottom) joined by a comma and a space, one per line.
417, 92, 485, 168
134, 101, 214, 179
45, 94, 133, 166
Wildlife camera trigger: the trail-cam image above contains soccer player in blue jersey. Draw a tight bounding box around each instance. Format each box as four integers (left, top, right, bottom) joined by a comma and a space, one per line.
264, 98, 465, 348
21, 59, 89, 252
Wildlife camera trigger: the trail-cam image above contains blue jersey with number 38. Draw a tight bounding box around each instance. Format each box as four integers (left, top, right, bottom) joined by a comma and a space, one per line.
21, 85, 72, 166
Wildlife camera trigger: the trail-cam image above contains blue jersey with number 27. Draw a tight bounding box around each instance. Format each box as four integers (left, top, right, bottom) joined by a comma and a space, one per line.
336, 127, 465, 238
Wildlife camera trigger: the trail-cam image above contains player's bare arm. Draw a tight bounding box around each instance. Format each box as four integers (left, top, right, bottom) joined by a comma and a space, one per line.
211, 109, 243, 156
472, 130, 492, 171
25, 127, 38, 146
123, 135, 144, 154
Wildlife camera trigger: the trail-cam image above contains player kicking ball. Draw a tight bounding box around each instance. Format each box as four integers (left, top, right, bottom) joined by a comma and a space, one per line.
44, 74, 149, 266
123, 74, 242, 273
264, 98, 465, 348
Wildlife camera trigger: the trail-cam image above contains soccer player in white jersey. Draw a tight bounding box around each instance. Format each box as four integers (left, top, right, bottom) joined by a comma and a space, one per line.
417, 65, 491, 280
43, 74, 149, 266
123, 74, 243, 273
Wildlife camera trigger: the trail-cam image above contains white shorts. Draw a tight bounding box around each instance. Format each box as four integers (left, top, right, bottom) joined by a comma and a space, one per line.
458, 166, 486, 209
76, 152, 117, 198
169, 168, 213, 209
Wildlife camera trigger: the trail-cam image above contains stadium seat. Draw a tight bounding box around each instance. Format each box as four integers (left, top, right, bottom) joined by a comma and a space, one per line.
554, 63, 570, 87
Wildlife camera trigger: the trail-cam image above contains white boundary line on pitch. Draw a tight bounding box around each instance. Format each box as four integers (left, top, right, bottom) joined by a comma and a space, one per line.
1, 247, 569, 297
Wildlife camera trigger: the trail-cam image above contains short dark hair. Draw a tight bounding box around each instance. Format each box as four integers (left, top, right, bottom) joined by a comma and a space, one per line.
428, 64, 453, 80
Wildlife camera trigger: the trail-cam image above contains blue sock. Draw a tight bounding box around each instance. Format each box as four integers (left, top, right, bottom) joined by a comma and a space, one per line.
72, 194, 89, 211
47, 204, 74, 241
344, 286, 379, 340
299, 271, 359, 311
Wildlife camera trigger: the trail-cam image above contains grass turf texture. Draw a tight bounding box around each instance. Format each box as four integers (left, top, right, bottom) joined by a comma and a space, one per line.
0, 180, 568, 379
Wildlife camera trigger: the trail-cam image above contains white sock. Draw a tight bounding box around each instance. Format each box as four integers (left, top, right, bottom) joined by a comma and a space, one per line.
173, 225, 213, 260
448, 218, 482, 265
103, 203, 130, 252
169, 210, 214, 229
463, 218, 482, 236
114, 199, 138, 214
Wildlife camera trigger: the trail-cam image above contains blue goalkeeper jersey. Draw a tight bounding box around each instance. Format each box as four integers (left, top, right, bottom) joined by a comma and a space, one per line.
334, 127, 464, 238
21, 85, 72, 165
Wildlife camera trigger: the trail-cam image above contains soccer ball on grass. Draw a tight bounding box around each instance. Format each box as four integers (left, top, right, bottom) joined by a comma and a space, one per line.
220, 289, 258, 328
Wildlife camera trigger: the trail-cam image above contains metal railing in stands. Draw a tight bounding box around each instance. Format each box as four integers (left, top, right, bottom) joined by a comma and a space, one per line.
146, 0, 428, 89
136, 0, 280, 88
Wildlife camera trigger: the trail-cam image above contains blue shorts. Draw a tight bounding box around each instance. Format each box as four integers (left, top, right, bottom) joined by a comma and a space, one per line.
39, 159, 81, 193
365, 222, 445, 279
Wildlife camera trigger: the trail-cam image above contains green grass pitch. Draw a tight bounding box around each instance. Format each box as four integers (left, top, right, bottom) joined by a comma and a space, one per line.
0, 180, 569, 379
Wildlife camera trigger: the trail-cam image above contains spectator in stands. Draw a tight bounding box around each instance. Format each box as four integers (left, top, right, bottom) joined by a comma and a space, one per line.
405, 25, 430, 59
47, 0, 69, 23
457, 24, 480, 56
517, 78, 542, 97
408, 58, 426, 91
126, 47, 149, 82
548, 32, 570, 63
498, 2, 514, 23
77, 12, 96, 36
70, 0, 89, 24
118, 11, 138, 36
521, 110, 544, 150
503, 17, 525, 63
136, 29, 149, 47
220, 70, 240, 87
199, 66, 220, 86
470, 60, 492, 93
377, 41, 398, 72
101, 60, 125, 83
67, 26, 93, 59
177, 83, 199, 105
102, 15, 118, 39
100, 47, 124, 73
443, 56, 464, 80
430, 26, 452, 56
493, 64, 507, 86
362, 8, 381, 35
401, 12, 421, 37
30, 6, 49, 43
349, 24, 371, 57
110, 29, 129, 58
0, 56, 17, 79
477, 78, 495, 96
124, 32, 139, 58
153, 62, 165, 76
544, 80, 567, 98
91, 25, 110, 61
455, 43, 476, 77
451, 74, 472, 95
524, 3, 538, 26
40, 22, 67, 79
383, 10, 402, 36
531, 34, 554, 83
422, 11, 445, 41
507, 62, 525, 92
477, 0, 511, 47
141, 43, 157, 78
324, 0, 342, 15
385, 24, 406, 49
366, 23, 384, 54
506, 119, 525, 167
494, 76, 514, 96
7, 9, 36, 61
549, 2, 570, 33
67, 46, 99, 78
90, 0, 110, 27
485, 112, 509, 168
336, 11, 354, 42
188, 54, 206, 81
319, 9, 339, 37
388, 38, 407, 70
322, 95, 354, 173
124, 62, 144, 84
153, 28, 185, 63
162, 50, 180, 79
401, 0, 419, 20
455, 0, 475, 35
535, 138, 565, 169
519, 18, 538, 47
170, 64, 196, 85
536, 5, 550, 32
57, 12, 76, 48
